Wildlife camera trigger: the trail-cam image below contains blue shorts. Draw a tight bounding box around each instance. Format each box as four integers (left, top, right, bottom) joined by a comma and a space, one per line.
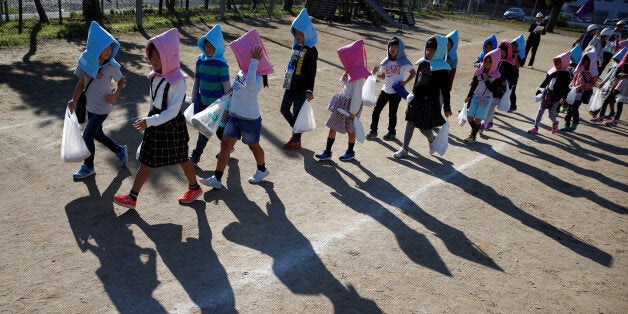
467, 95, 491, 120
223, 116, 262, 145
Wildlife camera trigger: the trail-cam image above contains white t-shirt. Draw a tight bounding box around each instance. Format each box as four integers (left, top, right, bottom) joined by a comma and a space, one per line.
229, 59, 263, 120
378, 61, 413, 94
74, 64, 123, 115
145, 78, 186, 127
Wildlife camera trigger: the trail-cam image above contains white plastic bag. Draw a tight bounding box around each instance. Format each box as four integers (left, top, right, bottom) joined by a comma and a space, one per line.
183, 102, 194, 126
361, 75, 378, 107
432, 121, 449, 156
589, 89, 603, 111
534, 88, 546, 102
497, 83, 511, 111
190, 95, 230, 138
457, 102, 468, 126
566, 87, 578, 105
135, 142, 142, 160
293, 100, 316, 133
61, 108, 90, 162
336, 108, 365, 143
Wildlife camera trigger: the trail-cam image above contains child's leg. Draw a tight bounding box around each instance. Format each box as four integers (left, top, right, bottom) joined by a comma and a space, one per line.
401, 121, 415, 150
248, 143, 265, 166
131, 163, 151, 194
470, 118, 481, 138
191, 133, 209, 160
509, 84, 517, 111
82, 112, 110, 169
484, 99, 498, 124
387, 94, 402, 135
419, 128, 435, 142
369, 92, 389, 133
572, 101, 582, 125
615, 102, 624, 120
216, 136, 238, 173
533, 105, 546, 127
180, 161, 198, 186
279, 89, 296, 126
564, 103, 574, 127
548, 103, 559, 125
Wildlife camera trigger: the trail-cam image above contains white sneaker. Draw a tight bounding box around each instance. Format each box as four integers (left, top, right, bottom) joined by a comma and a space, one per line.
393, 148, 408, 159
248, 169, 270, 183
200, 175, 222, 189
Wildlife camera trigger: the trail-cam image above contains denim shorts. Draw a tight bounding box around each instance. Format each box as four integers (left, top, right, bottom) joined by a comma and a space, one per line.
223, 116, 262, 144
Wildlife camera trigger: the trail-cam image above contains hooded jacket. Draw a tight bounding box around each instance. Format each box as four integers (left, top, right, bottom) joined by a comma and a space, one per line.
446, 30, 458, 69
193, 25, 230, 112
496, 41, 517, 96
337, 40, 371, 83
78, 21, 121, 79
146, 28, 186, 86
570, 51, 598, 91
512, 34, 526, 60
477, 34, 497, 63
285, 9, 318, 93
540, 51, 572, 101
416, 35, 451, 72
570, 43, 583, 66
468, 49, 501, 99
381, 36, 412, 68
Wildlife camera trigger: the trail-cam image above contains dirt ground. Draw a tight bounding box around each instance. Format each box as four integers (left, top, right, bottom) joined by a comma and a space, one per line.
0, 15, 626, 313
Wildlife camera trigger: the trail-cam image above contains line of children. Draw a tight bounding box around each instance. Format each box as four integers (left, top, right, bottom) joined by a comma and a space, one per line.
591, 45, 628, 121
366, 36, 416, 141
595, 51, 628, 126
562, 51, 598, 132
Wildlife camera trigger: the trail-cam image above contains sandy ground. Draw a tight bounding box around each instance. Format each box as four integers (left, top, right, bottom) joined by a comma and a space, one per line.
0, 15, 626, 313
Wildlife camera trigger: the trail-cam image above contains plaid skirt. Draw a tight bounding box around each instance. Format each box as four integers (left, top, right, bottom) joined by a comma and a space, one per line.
139, 111, 189, 168
325, 93, 363, 134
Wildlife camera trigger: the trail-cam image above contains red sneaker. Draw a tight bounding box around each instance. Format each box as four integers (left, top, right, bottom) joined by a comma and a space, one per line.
113, 194, 136, 210
282, 138, 302, 150
179, 188, 203, 204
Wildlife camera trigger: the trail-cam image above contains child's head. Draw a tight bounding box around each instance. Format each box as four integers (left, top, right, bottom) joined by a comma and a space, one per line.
203, 39, 216, 58
388, 37, 400, 60
425, 37, 437, 60
600, 28, 612, 40
483, 56, 492, 72
581, 55, 590, 68
148, 43, 162, 73
484, 42, 493, 53
99, 44, 113, 63
500, 45, 508, 59
553, 57, 562, 69
293, 29, 305, 44
511, 41, 519, 52
447, 38, 453, 52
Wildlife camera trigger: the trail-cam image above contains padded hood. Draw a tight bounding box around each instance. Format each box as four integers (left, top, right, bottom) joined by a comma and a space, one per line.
78, 21, 121, 78
511, 34, 525, 59
547, 51, 571, 75
229, 28, 274, 75
570, 43, 582, 65
498, 40, 515, 65
146, 28, 186, 85
197, 25, 227, 63
477, 34, 497, 62
474, 48, 501, 78
337, 39, 371, 82
613, 47, 628, 63
573, 50, 598, 77
414, 35, 450, 71
446, 29, 458, 60
291, 9, 318, 48
380, 36, 411, 67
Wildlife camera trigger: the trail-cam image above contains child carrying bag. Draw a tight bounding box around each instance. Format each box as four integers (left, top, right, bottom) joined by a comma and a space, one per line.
293, 100, 316, 133
61, 108, 91, 162
190, 95, 230, 138
361, 75, 378, 107
457, 102, 468, 126
432, 120, 449, 156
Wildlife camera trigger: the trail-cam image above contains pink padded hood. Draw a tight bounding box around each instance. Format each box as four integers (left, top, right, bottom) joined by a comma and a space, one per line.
547, 51, 571, 75
474, 48, 501, 79
229, 29, 274, 75
146, 28, 186, 85
337, 39, 371, 82
573, 50, 598, 77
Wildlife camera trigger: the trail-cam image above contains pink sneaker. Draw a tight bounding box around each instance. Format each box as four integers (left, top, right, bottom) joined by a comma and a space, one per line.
527, 126, 538, 134
113, 194, 136, 210
179, 187, 203, 204
551, 123, 558, 134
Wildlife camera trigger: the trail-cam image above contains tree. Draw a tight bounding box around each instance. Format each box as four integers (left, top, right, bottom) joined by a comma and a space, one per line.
544, 0, 570, 33
33, 0, 49, 24
82, 0, 103, 23
283, 0, 294, 12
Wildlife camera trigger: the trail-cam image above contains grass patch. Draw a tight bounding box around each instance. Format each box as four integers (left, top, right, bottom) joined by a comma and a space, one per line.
0, 5, 288, 49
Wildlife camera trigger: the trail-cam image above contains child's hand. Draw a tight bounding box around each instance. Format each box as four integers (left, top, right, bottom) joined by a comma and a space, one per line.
251, 46, 262, 60
306, 91, 314, 101
482, 73, 489, 81
465, 97, 470, 103
341, 72, 348, 81
105, 92, 119, 104
559, 98, 566, 105
67, 99, 77, 111
348, 113, 355, 120
444, 111, 452, 117
133, 119, 148, 131
372, 65, 380, 74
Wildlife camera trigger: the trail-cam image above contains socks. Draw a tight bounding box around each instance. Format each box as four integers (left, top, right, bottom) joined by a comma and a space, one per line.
215, 170, 224, 181
293, 133, 302, 141
257, 163, 266, 172
347, 142, 355, 154
129, 190, 139, 201
325, 137, 335, 152
189, 183, 200, 190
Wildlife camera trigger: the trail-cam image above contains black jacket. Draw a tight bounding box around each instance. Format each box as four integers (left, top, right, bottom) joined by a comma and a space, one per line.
288, 45, 318, 92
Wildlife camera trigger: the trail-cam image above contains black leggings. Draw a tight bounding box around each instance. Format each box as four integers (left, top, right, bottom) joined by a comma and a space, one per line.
370, 91, 402, 134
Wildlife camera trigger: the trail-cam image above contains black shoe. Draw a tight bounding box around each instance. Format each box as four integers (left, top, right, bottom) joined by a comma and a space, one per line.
366, 131, 377, 140
382, 133, 396, 141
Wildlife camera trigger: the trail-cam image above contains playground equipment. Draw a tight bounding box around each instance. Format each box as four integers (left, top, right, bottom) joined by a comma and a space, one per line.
306, 0, 415, 28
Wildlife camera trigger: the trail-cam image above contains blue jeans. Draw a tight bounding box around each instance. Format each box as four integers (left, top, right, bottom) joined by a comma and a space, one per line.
280, 89, 307, 131
223, 116, 262, 145
83, 111, 121, 169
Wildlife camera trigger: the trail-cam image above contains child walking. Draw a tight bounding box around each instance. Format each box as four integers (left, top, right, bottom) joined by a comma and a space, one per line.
445, 30, 459, 90
482, 40, 515, 131
200, 31, 273, 189
366, 36, 416, 141
464, 49, 501, 143
281, 8, 319, 150
113, 28, 202, 210
604, 52, 628, 126
562, 51, 598, 132
508, 34, 525, 112
315, 39, 371, 161
189, 25, 231, 166
474, 34, 497, 68
393, 35, 452, 157
528, 51, 572, 134
67, 21, 127, 180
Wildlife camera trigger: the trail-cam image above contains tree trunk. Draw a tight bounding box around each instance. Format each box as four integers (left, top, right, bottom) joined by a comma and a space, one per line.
283, 0, 293, 11
82, 0, 103, 23
167, 0, 175, 14
185, 0, 189, 10
158, 0, 163, 14
33, 0, 49, 24
546, 5, 561, 33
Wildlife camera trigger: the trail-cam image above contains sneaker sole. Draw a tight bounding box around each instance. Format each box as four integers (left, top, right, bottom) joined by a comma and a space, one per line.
339, 157, 354, 162
199, 178, 222, 189
179, 192, 202, 204
73, 171, 96, 180
113, 200, 135, 210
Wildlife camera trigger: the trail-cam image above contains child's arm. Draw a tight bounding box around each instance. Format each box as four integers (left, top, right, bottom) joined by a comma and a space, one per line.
401, 68, 417, 87
105, 77, 125, 104
539, 74, 551, 89
465, 76, 478, 102
191, 76, 199, 103
67, 76, 86, 111
140, 81, 187, 129
437, 70, 451, 116
305, 48, 318, 100
372, 65, 385, 80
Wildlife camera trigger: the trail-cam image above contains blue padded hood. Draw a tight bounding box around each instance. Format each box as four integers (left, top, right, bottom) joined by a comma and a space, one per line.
512, 34, 526, 59
380, 36, 411, 67
446, 29, 458, 60
197, 24, 227, 63
291, 9, 318, 48
613, 47, 627, 63
477, 34, 497, 62
570, 43, 582, 65
416, 35, 451, 71
78, 21, 120, 78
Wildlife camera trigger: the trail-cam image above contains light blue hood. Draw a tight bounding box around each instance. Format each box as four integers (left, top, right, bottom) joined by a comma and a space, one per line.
197, 24, 227, 63
570, 43, 582, 65
78, 21, 120, 78
613, 47, 627, 63
477, 34, 497, 62
416, 35, 451, 71
291, 9, 318, 48
512, 34, 525, 59
380, 36, 411, 67
446, 30, 458, 60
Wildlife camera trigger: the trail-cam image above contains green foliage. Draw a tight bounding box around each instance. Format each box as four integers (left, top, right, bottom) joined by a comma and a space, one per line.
444, 1, 452, 12
0, 6, 287, 49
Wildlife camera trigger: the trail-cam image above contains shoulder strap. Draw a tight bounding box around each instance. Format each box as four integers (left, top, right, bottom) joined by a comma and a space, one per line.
83, 67, 102, 92
161, 82, 170, 109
